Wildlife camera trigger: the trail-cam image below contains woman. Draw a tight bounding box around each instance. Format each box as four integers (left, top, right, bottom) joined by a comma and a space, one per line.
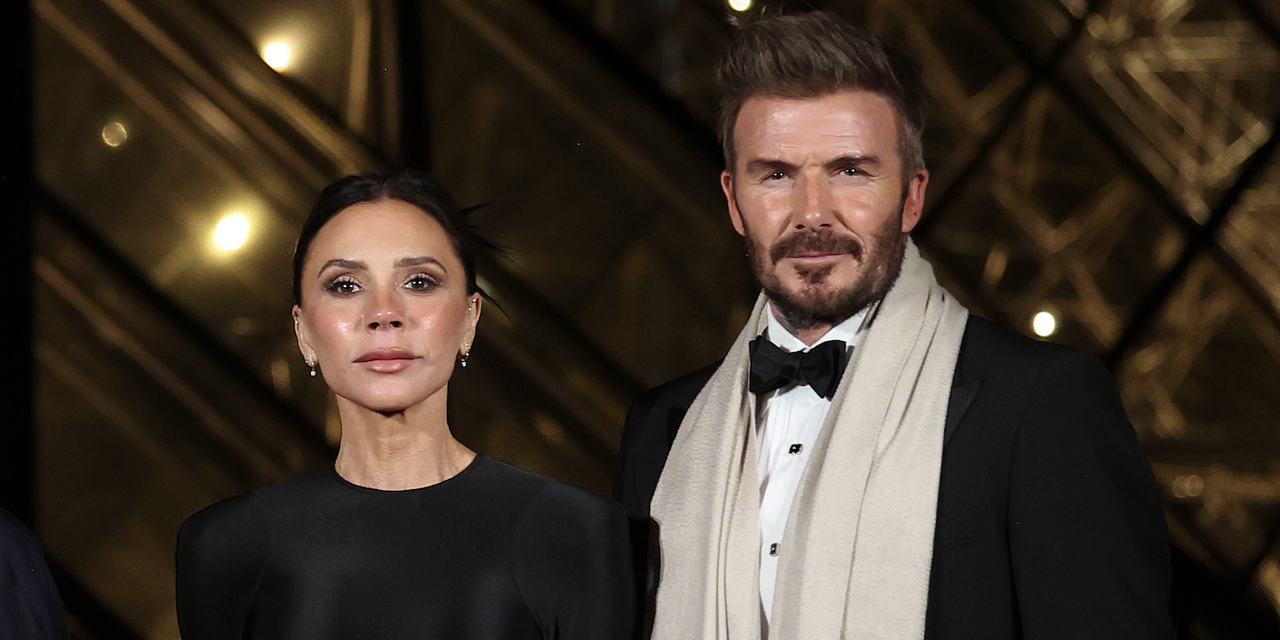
176, 170, 634, 639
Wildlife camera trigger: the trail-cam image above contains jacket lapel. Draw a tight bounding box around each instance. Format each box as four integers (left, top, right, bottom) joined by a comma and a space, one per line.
944, 380, 981, 450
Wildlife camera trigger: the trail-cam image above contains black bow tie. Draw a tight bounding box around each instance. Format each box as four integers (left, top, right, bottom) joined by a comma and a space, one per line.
748, 337, 847, 400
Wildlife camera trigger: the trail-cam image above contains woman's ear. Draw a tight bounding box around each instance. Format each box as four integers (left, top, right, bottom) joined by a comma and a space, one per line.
293, 305, 317, 366
463, 294, 482, 349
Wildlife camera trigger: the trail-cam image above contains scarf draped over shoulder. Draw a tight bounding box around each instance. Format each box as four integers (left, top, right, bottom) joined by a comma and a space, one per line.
650, 239, 969, 640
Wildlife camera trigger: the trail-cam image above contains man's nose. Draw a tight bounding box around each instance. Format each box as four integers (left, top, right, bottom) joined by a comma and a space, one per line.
793, 171, 834, 230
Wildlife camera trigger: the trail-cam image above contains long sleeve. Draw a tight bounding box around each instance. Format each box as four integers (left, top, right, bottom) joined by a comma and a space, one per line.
511, 483, 635, 640
175, 494, 269, 640
0, 509, 69, 640
1008, 351, 1173, 639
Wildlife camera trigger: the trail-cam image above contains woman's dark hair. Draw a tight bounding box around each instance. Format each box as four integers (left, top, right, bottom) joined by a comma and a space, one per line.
292, 169, 486, 304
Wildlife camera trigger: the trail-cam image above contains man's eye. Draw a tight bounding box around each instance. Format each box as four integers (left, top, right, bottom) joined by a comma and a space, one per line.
324, 278, 360, 295
839, 167, 862, 177
765, 171, 787, 180
405, 275, 439, 291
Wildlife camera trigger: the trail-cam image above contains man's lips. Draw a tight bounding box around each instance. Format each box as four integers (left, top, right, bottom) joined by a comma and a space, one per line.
354, 348, 418, 372
782, 251, 846, 261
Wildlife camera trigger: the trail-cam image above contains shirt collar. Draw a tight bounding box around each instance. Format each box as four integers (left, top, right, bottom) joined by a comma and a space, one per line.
764, 303, 869, 354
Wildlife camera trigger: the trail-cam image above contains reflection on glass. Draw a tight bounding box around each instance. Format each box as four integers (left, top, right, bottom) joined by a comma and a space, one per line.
100, 121, 128, 148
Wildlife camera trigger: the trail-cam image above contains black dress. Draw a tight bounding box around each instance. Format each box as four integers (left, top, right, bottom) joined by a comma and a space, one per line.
176, 455, 634, 640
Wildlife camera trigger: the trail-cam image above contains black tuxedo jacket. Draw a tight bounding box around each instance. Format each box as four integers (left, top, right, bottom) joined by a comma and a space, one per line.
615, 315, 1173, 640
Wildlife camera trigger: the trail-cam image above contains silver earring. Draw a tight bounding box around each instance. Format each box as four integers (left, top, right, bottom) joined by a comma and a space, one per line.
460, 344, 471, 368
306, 358, 317, 377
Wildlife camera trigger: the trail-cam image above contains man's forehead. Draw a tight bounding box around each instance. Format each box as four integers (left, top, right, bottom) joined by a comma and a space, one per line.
733, 90, 900, 159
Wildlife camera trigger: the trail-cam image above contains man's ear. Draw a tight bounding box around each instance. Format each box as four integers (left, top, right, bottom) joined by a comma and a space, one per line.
293, 305, 317, 365
901, 168, 930, 234
722, 170, 746, 236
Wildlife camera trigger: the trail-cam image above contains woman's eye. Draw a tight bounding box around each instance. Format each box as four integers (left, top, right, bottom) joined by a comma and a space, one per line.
324, 278, 361, 295
405, 274, 439, 291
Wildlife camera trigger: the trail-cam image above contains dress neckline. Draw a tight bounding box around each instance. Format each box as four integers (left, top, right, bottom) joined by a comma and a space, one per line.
328, 453, 485, 495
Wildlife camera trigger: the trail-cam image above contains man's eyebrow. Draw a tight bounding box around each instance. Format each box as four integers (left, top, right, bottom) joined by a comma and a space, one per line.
317, 258, 366, 275
826, 154, 880, 170
745, 158, 799, 173
395, 256, 445, 270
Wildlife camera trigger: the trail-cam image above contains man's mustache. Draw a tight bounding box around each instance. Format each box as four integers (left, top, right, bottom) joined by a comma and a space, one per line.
769, 229, 863, 264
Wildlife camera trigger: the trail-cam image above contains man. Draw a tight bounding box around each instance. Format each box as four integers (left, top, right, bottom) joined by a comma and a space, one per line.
615, 11, 1172, 640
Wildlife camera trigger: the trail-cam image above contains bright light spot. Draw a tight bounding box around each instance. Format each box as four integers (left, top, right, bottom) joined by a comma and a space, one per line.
728, 0, 752, 12
213, 213, 251, 252
101, 122, 128, 148
1031, 310, 1057, 337
262, 41, 292, 71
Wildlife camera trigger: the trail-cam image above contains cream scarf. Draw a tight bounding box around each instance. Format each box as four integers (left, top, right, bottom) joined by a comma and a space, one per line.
650, 240, 968, 640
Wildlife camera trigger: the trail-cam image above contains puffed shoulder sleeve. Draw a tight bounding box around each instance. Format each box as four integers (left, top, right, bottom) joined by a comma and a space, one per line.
511, 483, 636, 640
1008, 351, 1173, 639
175, 493, 268, 640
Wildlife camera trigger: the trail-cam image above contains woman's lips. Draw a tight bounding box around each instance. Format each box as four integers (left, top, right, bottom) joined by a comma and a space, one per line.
354, 348, 418, 373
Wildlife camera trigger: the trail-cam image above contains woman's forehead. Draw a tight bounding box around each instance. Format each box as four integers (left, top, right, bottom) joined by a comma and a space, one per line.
310, 199, 455, 262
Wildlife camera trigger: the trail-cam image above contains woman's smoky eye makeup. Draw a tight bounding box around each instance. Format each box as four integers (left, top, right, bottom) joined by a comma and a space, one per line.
322, 275, 361, 295
404, 273, 441, 291
313, 259, 447, 296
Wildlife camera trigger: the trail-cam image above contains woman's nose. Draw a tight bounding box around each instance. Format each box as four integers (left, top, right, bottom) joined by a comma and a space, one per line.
365, 290, 404, 330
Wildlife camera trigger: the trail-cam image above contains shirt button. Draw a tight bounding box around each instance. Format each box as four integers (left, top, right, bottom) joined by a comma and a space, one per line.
769, 543, 779, 556
788, 443, 803, 455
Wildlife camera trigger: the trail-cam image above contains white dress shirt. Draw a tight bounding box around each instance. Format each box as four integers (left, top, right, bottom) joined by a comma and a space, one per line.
756, 305, 868, 622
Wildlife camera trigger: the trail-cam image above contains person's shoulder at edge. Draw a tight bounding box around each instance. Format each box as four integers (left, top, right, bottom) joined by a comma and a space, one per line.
178, 467, 331, 547
175, 467, 337, 640
954, 314, 1124, 404
0, 508, 69, 640
481, 457, 623, 531
621, 361, 722, 451
615, 361, 722, 516
494, 458, 635, 638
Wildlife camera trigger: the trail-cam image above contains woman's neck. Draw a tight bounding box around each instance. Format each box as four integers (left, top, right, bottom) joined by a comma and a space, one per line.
332, 392, 475, 490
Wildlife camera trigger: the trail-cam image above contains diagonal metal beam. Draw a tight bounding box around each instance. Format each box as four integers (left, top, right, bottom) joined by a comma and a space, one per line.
1105, 114, 1280, 368
912, 0, 1108, 242
34, 187, 334, 458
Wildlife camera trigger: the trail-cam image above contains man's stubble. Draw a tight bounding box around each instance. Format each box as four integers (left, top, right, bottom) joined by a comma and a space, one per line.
739, 195, 909, 332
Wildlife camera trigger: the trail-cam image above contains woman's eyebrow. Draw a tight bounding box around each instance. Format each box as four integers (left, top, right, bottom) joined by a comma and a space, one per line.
317, 258, 366, 275
395, 256, 445, 270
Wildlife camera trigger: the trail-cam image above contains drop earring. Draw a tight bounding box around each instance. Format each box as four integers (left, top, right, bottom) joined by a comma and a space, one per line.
306, 357, 317, 377
460, 343, 471, 368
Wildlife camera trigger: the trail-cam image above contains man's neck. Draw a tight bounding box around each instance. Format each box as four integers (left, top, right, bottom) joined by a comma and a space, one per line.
767, 301, 861, 347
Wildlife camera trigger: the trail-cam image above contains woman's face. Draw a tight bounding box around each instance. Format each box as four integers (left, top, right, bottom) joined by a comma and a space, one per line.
292, 198, 481, 414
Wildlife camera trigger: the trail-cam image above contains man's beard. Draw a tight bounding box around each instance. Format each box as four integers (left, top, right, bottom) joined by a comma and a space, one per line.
743, 205, 909, 332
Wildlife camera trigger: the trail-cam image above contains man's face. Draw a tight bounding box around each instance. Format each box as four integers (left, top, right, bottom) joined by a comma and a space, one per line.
722, 90, 929, 333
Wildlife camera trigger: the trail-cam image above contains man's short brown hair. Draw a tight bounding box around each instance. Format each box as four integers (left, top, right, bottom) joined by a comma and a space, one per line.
716, 11, 926, 176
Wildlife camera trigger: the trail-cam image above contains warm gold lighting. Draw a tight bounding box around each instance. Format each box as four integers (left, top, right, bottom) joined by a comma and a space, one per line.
212, 213, 251, 252
262, 41, 293, 71
1031, 310, 1057, 337
1171, 474, 1204, 499
101, 122, 128, 148
728, 0, 753, 12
